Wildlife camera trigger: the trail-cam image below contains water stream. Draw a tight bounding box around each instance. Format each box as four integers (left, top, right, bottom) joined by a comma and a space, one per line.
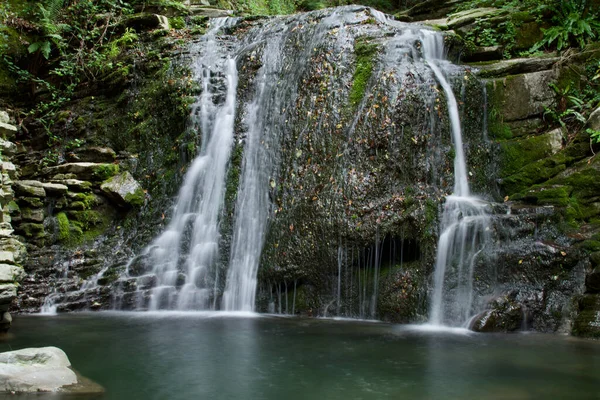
124, 18, 240, 310
420, 32, 490, 327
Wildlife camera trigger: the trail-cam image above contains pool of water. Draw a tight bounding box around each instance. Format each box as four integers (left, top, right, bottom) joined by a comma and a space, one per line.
2, 312, 599, 399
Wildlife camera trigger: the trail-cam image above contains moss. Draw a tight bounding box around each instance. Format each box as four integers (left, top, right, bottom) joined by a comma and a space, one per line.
499, 133, 561, 177
349, 38, 378, 108
7, 201, 19, 214
500, 152, 570, 196
56, 212, 71, 242
68, 209, 112, 242
17, 223, 45, 238
518, 185, 572, 207
92, 164, 119, 181
124, 187, 145, 207
582, 240, 600, 252
69, 192, 100, 208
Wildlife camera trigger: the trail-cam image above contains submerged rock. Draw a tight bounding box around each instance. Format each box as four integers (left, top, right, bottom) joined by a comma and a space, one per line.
0, 346, 103, 394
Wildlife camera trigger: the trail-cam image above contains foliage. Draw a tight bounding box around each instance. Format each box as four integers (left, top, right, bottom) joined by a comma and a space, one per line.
543, 83, 588, 129
463, 18, 517, 58
587, 128, 600, 145
532, 0, 600, 51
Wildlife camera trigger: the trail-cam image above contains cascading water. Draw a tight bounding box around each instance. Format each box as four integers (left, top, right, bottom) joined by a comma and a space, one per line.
122, 18, 239, 310
421, 32, 490, 327
38, 7, 495, 318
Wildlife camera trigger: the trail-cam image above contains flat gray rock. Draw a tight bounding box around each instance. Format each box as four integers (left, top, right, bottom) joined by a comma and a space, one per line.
0, 347, 103, 394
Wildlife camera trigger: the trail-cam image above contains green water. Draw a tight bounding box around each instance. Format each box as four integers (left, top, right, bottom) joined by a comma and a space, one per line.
1, 312, 599, 399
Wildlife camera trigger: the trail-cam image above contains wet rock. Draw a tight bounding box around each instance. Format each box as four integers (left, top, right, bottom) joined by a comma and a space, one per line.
470, 295, 524, 333
100, 171, 145, 207
18, 197, 43, 208
13, 181, 45, 198
0, 346, 104, 394
0, 284, 17, 306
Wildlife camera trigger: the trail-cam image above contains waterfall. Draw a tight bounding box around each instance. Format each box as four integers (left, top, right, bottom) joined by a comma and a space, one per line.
125, 18, 239, 310
39, 7, 495, 317
421, 31, 490, 327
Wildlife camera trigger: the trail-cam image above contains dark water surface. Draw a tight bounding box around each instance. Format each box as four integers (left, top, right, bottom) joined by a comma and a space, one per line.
1, 312, 599, 399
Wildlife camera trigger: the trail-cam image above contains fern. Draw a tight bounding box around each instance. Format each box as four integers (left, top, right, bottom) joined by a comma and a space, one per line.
532, 0, 600, 51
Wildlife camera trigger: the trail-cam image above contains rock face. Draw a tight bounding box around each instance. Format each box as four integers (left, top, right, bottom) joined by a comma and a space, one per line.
0, 346, 103, 394
0, 110, 26, 332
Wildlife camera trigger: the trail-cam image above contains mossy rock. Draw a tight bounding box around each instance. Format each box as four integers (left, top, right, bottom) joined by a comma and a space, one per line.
515, 185, 572, 207
499, 128, 563, 177
501, 153, 570, 196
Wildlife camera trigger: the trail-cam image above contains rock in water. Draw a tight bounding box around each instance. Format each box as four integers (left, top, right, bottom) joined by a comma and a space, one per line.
0, 346, 103, 394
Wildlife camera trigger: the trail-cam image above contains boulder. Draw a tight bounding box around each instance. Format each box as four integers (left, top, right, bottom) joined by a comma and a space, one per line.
0, 112, 8, 124
100, 171, 145, 207
13, 181, 45, 198
0, 347, 104, 394
486, 70, 557, 122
